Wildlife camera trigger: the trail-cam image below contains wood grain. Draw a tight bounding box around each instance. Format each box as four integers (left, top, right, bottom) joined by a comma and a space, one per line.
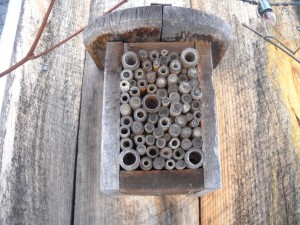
195, 42, 221, 194
0, 0, 90, 224
120, 169, 204, 195
75, 1, 200, 225
192, 1, 300, 225
100, 42, 123, 195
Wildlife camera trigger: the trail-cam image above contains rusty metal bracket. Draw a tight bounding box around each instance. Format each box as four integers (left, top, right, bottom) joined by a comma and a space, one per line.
242, 23, 300, 63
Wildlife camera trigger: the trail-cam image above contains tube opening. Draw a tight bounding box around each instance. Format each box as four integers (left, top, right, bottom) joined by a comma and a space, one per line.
189, 151, 201, 164
123, 152, 136, 166
144, 95, 159, 110
185, 52, 196, 62
125, 55, 137, 66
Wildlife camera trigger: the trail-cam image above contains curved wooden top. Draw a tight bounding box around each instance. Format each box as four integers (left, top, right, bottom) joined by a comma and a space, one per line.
83, 5, 233, 69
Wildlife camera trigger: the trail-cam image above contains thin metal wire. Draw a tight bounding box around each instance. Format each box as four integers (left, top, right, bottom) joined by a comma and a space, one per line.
242, 23, 300, 63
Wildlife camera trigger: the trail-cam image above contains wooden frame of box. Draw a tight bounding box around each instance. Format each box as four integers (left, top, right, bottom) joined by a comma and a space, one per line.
83, 5, 232, 196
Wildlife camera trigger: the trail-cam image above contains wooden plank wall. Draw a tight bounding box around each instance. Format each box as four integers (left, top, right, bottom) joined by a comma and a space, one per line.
0, 0, 90, 224
191, 1, 300, 225
74, 1, 200, 225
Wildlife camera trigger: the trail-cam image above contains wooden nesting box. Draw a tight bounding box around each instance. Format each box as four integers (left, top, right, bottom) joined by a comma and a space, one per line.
84, 5, 232, 196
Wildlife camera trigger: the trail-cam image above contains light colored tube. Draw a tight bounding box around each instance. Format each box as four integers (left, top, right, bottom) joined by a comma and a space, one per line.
169, 59, 182, 74
129, 86, 140, 97
120, 80, 130, 93
137, 145, 147, 156
120, 138, 133, 151
122, 51, 140, 70
168, 138, 181, 149
175, 160, 186, 170
129, 96, 142, 110
121, 69, 133, 81
120, 93, 130, 104
158, 117, 171, 131
149, 50, 160, 62
119, 149, 140, 171
180, 48, 200, 69
165, 159, 176, 170
140, 157, 153, 170
142, 60, 152, 72
184, 148, 204, 169
159, 147, 173, 159
172, 148, 185, 160
153, 157, 165, 170
134, 108, 147, 122
120, 126, 131, 138
120, 104, 132, 116
156, 77, 167, 88
157, 65, 169, 77
143, 94, 161, 113
134, 134, 146, 146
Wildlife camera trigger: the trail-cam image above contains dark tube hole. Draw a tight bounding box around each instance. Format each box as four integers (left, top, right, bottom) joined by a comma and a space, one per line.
140, 82, 145, 87
122, 96, 128, 101
123, 152, 136, 166
174, 64, 178, 68
137, 137, 142, 142
172, 140, 178, 146
189, 151, 202, 164
152, 53, 158, 59
137, 112, 144, 118
193, 102, 200, 108
123, 118, 130, 125
123, 72, 130, 78
168, 161, 173, 166
123, 141, 130, 148
144, 161, 149, 166
161, 120, 167, 126
185, 52, 195, 62
121, 128, 128, 134
195, 112, 201, 118
132, 89, 138, 94
122, 82, 126, 87
125, 55, 137, 66
149, 148, 157, 156
175, 151, 180, 157
170, 55, 177, 60
144, 96, 159, 110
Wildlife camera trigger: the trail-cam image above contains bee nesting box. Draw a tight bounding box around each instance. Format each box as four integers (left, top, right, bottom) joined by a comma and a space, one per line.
83, 5, 233, 196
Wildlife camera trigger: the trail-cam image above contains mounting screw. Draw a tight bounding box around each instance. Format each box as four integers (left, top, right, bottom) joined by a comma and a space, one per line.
42, 65, 48, 71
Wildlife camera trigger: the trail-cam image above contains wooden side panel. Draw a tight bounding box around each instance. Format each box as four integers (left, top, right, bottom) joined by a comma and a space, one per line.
195, 42, 221, 193
120, 169, 204, 195
100, 42, 123, 194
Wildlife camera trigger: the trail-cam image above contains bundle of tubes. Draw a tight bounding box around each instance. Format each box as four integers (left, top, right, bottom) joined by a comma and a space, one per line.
119, 47, 205, 171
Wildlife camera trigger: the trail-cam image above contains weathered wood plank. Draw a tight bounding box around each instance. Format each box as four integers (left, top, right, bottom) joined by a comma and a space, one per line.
120, 169, 204, 195
161, 6, 233, 68
124, 42, 194, 54
84, 5, 163, 69
195, 42, 221, 195
192, 1, 300, 225
100, 42, 123, 195
75, 1, 200, 225
0, 0, 90, 224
